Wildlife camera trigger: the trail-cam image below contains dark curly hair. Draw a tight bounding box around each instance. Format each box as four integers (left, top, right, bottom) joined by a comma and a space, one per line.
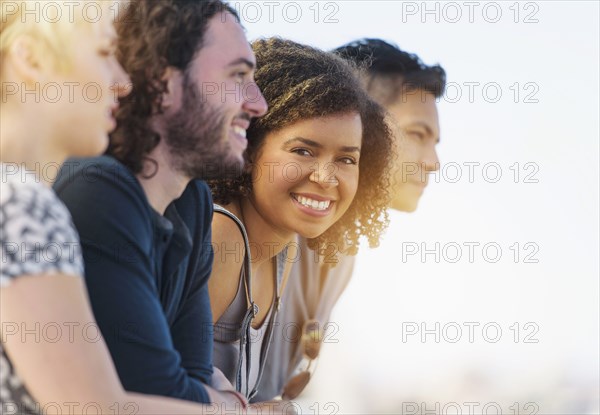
208, 38, 394, 258
107, 0, 239, 174
333, 38, 446, 105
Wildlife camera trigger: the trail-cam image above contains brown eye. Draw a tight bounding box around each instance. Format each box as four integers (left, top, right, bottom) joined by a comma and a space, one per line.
291, 148, 312, 157
338, 157, 357, 165
233, 71, 249, 83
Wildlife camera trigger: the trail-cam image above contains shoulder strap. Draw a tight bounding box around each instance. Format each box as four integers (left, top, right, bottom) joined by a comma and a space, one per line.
213, 204, 254, 307
248, 246, 289, 399
213, 204, 258, 397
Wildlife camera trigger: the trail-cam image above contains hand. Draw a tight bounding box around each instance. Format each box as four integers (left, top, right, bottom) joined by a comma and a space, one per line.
205, 386, 249, 413
206, 368, 251, 413
211, 366, 235, 391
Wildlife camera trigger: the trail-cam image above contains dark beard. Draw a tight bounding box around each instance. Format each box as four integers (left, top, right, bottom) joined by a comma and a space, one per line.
164, 73, 245, 180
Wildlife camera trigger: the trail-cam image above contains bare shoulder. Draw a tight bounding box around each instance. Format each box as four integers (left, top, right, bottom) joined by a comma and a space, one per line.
208, 209, 247, 322
211, 210, 246, 249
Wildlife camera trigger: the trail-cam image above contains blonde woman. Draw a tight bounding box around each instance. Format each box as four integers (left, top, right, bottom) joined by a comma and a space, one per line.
0, 2, 247, 413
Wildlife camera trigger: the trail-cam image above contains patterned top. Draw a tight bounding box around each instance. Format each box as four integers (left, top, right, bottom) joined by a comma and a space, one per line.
0, 163, 84, 414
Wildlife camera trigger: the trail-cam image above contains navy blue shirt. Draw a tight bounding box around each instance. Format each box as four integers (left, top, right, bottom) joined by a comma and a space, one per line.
54, 156, 214, 403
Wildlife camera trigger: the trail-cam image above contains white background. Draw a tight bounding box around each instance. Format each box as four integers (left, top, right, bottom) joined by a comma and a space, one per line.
239, 1, 599, 413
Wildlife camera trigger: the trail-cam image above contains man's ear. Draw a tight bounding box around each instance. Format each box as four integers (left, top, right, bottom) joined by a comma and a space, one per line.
161, 66, 184, 110
7, 35, 46, 84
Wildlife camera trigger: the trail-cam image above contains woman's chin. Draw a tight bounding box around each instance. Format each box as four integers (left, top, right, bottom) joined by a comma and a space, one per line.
297, 227, 328, 240
71, 134, 109, 158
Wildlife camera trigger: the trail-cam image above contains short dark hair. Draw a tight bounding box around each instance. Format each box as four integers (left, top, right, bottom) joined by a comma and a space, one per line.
108, 0, 239, 175
208, 38, 394, 257
333, 38, 446, 105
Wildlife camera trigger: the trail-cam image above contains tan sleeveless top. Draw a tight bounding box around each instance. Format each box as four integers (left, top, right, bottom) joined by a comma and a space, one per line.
212, 204, 287, 399
252, 236, 356, 401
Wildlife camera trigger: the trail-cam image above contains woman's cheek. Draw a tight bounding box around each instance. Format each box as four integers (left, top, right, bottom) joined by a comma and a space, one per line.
279, 160, 307, 186
341, 169, 360, 195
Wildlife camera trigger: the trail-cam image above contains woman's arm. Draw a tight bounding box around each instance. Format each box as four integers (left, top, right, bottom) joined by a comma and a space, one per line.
0, 273, 247, 414
208, 212, 247, 323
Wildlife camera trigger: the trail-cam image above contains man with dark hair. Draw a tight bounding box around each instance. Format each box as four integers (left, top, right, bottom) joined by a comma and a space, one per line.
336, 38, 446, 211
254, 38, 446, 402
54, 0, 267, 406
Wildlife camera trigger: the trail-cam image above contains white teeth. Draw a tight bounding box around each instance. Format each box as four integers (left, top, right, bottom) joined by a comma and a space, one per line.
233, 126, 246, 138
293, 194, 331, 211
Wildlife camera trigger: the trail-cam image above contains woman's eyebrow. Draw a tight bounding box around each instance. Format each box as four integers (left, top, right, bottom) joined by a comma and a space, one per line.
283, 137, 360, 153
339, 146, 360, 153
283, 137, 322, 148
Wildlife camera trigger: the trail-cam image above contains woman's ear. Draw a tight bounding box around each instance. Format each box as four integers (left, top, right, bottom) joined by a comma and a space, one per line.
7, 35, 45, 84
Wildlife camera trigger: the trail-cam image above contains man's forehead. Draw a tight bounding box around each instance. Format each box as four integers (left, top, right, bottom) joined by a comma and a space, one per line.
203, 12, 248, 48
387, 94, 440, 137
195, 15, 253, 67
389, 94, 438, 118
392, 88, 437, 105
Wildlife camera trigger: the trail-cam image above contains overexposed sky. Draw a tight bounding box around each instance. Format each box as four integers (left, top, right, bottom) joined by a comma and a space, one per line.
239, 1, 599, 412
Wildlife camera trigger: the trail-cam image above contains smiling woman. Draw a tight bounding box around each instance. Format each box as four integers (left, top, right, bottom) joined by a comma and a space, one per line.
211, 37, 394, 257
252, 113, 363, 238
206, 37, 394, 404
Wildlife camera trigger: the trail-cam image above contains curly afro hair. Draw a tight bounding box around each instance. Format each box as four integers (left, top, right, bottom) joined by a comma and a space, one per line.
208, 38, 394, 259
